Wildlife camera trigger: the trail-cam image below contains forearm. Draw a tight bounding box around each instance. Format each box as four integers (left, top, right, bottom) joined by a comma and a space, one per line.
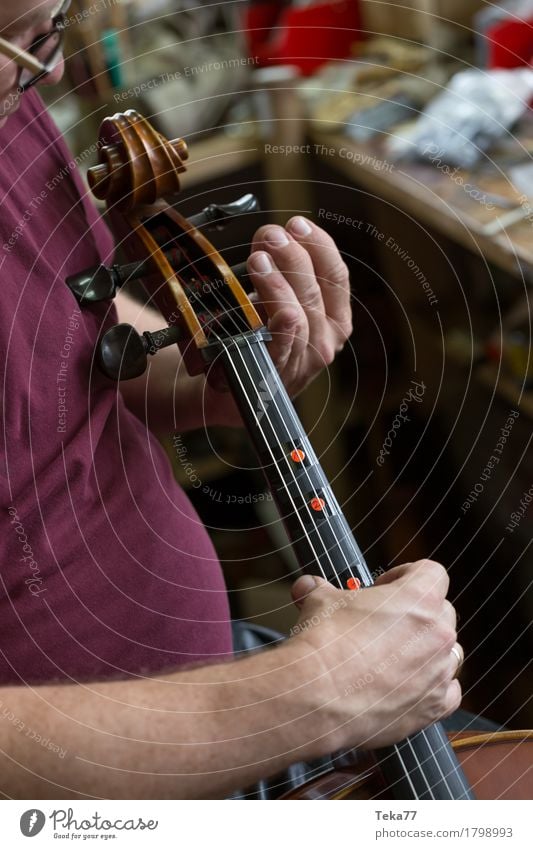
0, 639, 331, 800
0, 563, 461, 798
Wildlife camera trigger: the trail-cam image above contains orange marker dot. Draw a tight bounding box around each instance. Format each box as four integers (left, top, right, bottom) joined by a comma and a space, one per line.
346, 577, 361, 592
310, 497, 325, 512
291, 448, 306, 463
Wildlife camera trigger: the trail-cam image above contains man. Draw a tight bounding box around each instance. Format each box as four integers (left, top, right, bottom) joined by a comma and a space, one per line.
0, 0, 462, 799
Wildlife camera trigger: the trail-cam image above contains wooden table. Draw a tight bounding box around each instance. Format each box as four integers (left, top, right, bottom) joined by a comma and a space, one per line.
185, 125, 533, 280
308, 130, 533, 419
309, 130, 533, 282
181, 123, 533, 421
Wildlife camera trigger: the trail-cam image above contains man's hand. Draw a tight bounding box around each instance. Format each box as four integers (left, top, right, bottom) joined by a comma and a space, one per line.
117, 216, 351, 433
204, 216, 352, 427
289, 560, 462, 753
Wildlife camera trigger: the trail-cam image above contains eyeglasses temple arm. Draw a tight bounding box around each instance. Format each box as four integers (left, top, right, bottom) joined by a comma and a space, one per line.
0, 38, 46, 74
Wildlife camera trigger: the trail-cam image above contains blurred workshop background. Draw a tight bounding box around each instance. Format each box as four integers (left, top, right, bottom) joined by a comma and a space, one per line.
49, 0, 533, 729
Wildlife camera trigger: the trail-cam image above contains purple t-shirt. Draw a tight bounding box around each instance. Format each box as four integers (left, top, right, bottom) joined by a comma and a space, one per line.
0, 91, 232, 684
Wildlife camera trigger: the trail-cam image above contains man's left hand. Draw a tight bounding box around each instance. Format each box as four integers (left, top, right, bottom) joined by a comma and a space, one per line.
204, 216, 352, 427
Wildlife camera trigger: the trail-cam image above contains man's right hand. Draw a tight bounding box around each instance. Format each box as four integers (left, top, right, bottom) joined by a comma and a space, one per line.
289, 559, 462, 752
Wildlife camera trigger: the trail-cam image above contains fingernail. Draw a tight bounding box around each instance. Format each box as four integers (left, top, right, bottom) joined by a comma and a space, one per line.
264, 227, 289, 247
289, 216, 312, 236
293, 574, 323, 594
249, 252, 272, 274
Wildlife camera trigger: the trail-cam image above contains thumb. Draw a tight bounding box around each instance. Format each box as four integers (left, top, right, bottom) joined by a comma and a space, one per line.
291, 574, 329, 609
374, 563, 409, 587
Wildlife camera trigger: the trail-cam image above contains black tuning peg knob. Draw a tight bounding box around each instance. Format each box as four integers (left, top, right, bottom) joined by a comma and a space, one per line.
67, 195, 259, 305
66, 263, 120, 304
68, 257, 252, 313
66, 259, 153, 304
186, 193, 260, 230
98, 323, 181, 381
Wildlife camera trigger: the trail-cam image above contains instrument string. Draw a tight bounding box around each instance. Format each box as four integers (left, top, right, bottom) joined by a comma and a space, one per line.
157, 227, 459, 800
150, 234, 344, 587
224, 333, 439, 800
153, 234, 343, 579
181, 247, 444, 799
434, 721, 470, 795
157, 233, 436, 799
185, 266, 433, 800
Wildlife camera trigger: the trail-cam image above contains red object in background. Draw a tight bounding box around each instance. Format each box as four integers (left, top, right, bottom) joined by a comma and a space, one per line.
486, 18, 533, 68
244, 0, 363, 76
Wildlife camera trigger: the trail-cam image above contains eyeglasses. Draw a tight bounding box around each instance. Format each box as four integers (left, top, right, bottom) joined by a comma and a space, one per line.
0, 0, 71, 93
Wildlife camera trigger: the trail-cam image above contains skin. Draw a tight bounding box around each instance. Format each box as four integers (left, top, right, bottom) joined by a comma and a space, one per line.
0, 0, 463, 799
116, 217, 355, 431
0, 0, 64, 125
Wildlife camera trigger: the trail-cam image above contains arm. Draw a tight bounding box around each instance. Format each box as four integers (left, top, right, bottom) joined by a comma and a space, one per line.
0, 561, 461, 799
0, 637, 321, 800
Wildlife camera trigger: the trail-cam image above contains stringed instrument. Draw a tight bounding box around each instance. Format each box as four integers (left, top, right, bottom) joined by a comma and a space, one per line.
66, 110, 533, 800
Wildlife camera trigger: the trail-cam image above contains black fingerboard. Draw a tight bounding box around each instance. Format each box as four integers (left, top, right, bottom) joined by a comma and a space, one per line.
209, 331, 474, 800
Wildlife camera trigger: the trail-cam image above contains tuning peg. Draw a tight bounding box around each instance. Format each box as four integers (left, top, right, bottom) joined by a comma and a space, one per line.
66, 259, 153, 304
98, 323, 181, 381
67, 195, 259, 304
186, 193, 260, 230
68, 255, 253, 307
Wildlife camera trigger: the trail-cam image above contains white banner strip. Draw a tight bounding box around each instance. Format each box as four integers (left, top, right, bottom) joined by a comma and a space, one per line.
1, 799, 531, 848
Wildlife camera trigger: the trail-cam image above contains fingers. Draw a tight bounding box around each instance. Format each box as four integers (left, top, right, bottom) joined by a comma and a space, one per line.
285, 216, 352, 343
374, 559, 450, 601
249, 218, 351, 364
290, 574, 335, 609
245, 217, 353, 397
373, 562, 412, 586
442, 679, 463, 718
291, 574, 320, 608
251, 222, 325, 321
443, 600, 457, 632
427, 639, 463, 723
291, 575, 348, 610
400, 559, 450, 602
375, 561, 458, 680
449, 642, 464, 678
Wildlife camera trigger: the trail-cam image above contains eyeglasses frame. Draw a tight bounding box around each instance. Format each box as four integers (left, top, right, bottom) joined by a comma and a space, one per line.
0, 1, 70, 93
